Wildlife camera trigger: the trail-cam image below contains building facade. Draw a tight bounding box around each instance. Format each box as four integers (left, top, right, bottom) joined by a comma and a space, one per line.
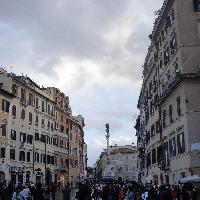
95, 145, 138, 182
135, 0, 200, 185
0, 68, 86, 185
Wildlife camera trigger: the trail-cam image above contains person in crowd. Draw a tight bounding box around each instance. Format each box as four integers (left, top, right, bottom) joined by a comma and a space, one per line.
118, 186, 125, 200
127, 186, 134, 200
50, 182, 57, 200
171, 185, 177, 200
20, 182, 30, 200
62, 184, 71, 200
101, 183, 109, 200
33, 182, 45, 200
8, 181, 15, 200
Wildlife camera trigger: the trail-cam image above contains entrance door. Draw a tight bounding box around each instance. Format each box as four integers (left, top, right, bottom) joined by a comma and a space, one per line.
11, 173, 16, 184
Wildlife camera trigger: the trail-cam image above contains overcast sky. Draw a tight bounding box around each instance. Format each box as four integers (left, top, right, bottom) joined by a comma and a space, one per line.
0, 0, 163, 166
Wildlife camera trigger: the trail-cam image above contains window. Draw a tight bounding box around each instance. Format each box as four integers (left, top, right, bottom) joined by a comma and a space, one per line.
147, 152, 151, 167
2, 99, 10, 113
150, 101, 154, 115
47, 121, 50, 129
19, 151, 25, 161
157, 146, 163, 164
1, 147, 5, 158
20, 132, 26, 143
176, 97, 181, 116
35, 115, 39, 125
151, 124, 155, 138
35, 132, 40, 141
169, 105, 173, 123
35, 98, 39, 109
152, 148, 156, 164
156, 121, 160, 134
60, 140, 63, 148
170, 35, 177, 55
166, 15, 171, 27
29, 112, 32, 124
12, 84, 18, 96
40, 154, 43, 163
12, 105, 16, 117
193, 0, 200, 12
53, 138, 58, 146
48, 104, 51, 115
51, 123, 54, 131
27, 152, 30, 162
40, 134, 46, 143
41, 119, 44, 127
160, 59, 163, 69
43, 154, 46, 163
164, 142, 169, 166
10, 149, 15, 160
51, 106, 54, 116
169, 137, 176, 157
27, 134, 33, 144
47, 155, 51, 164
177, 132, 185, 154
61, 157, 65, 166
2, 126, 6, 137
162, 110, 167, 128
146, 131, 150, 145
21, 109, 25, 120
42, 101, 45, 112
46, 136, 50, 144
51, 156, 54, 165
10, 129, 16, 140
28, 93, 33, 106
34, 152, 40, 162
164, 47, 170, 66
60, 125, 64, 133
21, 89, 26, 101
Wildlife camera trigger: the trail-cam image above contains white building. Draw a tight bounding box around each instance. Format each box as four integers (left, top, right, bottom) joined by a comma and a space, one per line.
97, 145, 138, 181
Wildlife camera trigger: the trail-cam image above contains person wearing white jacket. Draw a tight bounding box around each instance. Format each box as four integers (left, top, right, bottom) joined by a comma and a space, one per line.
20, 186, 30, 200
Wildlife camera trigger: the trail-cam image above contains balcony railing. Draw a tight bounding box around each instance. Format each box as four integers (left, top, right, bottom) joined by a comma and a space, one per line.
161, 71, 180, 97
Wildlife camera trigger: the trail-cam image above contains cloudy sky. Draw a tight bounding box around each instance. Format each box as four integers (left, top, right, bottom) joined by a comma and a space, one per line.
0, 0, 163, 165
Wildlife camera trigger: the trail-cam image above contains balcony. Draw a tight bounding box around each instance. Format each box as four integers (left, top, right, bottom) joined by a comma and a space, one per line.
161, 71, 180, 98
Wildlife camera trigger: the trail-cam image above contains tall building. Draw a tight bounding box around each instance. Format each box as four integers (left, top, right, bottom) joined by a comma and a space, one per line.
135, 0, 200, 185
95, 145, 138, 182
0, 68, 86, 185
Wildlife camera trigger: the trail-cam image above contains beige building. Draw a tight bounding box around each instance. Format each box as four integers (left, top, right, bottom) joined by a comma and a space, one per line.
95, 145, 137, 182
135, 0, 200, 185
0, 68, 86, 185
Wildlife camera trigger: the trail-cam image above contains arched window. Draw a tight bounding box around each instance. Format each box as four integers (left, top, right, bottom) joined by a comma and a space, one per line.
12, 105, 16, 117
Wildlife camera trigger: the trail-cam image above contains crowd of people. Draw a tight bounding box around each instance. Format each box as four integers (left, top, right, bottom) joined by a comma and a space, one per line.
0, 180, 199, 200
0, 181, 72, 200
90, 181, 199, 200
